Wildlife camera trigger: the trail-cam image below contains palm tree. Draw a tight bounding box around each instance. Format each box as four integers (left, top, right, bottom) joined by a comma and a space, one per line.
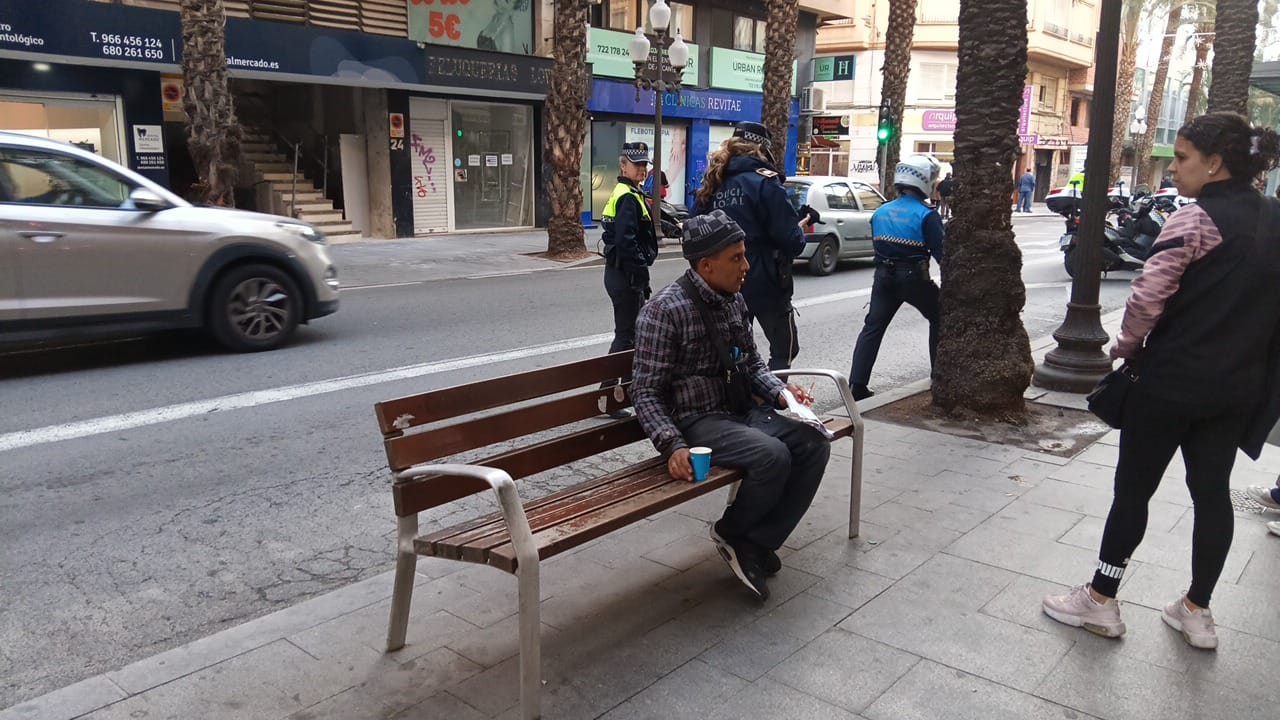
761, 0, 799, 161
931, 0, 1033, 418
1110, 0, 1145, 184
1136, 4, 1183, 187
179, 0, 242, 206
1207, 0, 1258, 114
879, 0, 918, 199
544, 0, 590, 259
1184, 14, 1213, 124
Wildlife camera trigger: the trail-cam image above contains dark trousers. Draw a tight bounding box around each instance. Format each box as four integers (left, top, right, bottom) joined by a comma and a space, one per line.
849, 264, 939, 388
679, 406, 832, 550
604, 264, 644, 355
1091, 385, 1252, 608
750, 306, 799, 371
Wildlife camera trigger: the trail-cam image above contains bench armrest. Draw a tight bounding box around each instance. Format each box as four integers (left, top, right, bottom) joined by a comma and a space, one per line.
770, 368, 862, 425
393, 464, 538, 572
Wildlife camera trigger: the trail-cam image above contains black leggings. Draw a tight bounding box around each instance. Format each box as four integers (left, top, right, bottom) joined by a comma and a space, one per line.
1091, 385, 1251, 607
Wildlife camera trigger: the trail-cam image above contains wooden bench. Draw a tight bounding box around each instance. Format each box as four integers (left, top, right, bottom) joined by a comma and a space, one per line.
373, 351, 864, 720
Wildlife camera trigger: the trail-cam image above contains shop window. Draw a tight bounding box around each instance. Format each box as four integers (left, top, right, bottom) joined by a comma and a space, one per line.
451, 102, 534, 230
0, 148, 131, 208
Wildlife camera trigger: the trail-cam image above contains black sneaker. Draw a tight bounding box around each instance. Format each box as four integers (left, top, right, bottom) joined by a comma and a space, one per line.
710, 522, 770, 600
852, 385, 874, 402
603, 408, 634, 420
760, 547, 782, 576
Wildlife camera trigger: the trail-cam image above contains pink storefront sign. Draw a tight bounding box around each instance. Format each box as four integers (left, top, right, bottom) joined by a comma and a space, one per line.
921, 110, 956, 132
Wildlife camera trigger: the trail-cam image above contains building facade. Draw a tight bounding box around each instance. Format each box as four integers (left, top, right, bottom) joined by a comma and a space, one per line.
806, 0, 1099, 199
0, 0, 844, 239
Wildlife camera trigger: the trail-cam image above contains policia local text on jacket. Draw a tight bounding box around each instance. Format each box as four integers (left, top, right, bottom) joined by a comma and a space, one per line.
692, 154, 806, 370
601, 174, 659, 355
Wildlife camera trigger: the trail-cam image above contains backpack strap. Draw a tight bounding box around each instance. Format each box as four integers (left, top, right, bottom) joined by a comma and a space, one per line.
676, 274, 738, 374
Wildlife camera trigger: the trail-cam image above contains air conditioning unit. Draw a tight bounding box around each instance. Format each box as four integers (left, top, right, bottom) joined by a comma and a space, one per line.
801, 86, 826, 113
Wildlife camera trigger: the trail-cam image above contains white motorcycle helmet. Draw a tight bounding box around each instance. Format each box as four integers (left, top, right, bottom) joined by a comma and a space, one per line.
894, 154, 941, 198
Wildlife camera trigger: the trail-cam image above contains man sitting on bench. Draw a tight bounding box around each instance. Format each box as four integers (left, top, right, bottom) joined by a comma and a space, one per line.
631, 210, 833, 601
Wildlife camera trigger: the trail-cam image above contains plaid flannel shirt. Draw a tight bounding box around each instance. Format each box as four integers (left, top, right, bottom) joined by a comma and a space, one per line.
632, 269, 787, 458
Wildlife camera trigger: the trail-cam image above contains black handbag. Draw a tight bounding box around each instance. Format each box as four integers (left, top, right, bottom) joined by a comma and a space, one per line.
1087, 363, 1139, 429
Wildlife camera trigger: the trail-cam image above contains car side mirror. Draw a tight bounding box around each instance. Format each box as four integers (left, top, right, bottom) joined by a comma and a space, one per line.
129, 187, 170, 212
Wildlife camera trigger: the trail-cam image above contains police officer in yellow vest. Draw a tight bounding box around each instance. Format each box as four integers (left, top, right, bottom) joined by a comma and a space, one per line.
600, 142, 660, 411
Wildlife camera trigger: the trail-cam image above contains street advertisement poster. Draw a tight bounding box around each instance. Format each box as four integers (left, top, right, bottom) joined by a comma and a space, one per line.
813, 55, 855, 82
132, 125, 163, 153
1018, 85, 1033, 135
708, 47, 797, 95
625, 123, 687, 205
587, 27, 698, 85
408, 0, 533, 55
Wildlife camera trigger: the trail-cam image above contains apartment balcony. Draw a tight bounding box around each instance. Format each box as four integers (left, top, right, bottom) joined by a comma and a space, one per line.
815, 19, 876, 53
1028, 21, 1096, 69
800, 0, 857, 20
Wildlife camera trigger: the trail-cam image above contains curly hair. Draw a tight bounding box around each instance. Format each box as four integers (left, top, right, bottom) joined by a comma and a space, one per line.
694, 137, 772, 208
1177, 112, 1280, 180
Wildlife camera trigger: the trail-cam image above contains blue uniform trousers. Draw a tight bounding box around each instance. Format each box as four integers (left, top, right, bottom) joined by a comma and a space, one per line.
849, 262, 940, 388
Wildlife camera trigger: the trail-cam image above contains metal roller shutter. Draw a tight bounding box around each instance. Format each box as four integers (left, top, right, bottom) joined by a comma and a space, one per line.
409, 99, 449, 234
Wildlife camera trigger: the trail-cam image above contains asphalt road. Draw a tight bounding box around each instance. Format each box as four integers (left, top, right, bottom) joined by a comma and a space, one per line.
0, 216, 1135, 707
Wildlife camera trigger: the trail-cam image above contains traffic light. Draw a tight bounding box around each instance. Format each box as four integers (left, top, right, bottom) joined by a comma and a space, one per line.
876, 102, 894, 144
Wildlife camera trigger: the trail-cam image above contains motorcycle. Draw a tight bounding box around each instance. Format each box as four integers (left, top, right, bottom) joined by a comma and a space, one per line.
1059, 194, 1164, 278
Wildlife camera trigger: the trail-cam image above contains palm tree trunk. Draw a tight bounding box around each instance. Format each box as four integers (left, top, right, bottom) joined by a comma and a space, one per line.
1207, 0, 1258, 114
1109, 0, 1143, 185
931, 0, 1033, 418
880, 0, 918, 200
544, 0, 589, 259
1184, 26, 1211, 124
179, 0, 241, 207
761, 0, 799, 163
1137, 4, 1182, 186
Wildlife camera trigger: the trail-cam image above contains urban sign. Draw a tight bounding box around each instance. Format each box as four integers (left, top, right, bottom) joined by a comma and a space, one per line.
407, 0, 533, 55
813, 55, 855, 82
589, 79, 798, 123
708, 47, 796, 95
1018, 85, 1033, 135
811, 115, 848, 137
586, 27, 698, 85
421, 43, 551, 94
921, 110, 956, 133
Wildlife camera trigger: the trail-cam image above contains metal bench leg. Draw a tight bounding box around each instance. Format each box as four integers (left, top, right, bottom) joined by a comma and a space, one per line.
517, 560, 541, 720
386, 514, 419, 652
849, 417, 864, 539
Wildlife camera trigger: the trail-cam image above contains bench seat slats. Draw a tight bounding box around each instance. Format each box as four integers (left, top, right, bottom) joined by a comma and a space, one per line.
413, 416, 857, 573
375, 352, 633, 433
384, 386, 632, 470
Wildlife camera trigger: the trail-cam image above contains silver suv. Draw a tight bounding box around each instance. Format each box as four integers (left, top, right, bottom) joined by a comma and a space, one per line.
0, 132, 339, 352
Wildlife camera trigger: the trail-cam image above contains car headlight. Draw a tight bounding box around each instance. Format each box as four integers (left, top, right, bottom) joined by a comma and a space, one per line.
276, 221, 326, 245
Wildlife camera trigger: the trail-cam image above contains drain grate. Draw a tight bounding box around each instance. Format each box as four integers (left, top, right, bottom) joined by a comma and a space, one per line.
1230, 489, 1268, 513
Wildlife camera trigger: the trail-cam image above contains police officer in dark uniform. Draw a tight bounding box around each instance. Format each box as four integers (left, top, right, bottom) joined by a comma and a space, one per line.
848, 154, 944, 401
691, 122, 817, 370
599, 142, 660, 413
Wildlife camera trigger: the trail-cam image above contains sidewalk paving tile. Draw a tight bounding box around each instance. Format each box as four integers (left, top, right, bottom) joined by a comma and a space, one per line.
863, 659, 1102, 720
806, 566, 896, 611
946, 522, 1104, 588
986, 498, 1087, 540
707, 676, 866, 720
0, 676, 126, 720
1057, 515, 1253, 585
1113, 563, 1280, 643
597, 659, 748, 720
766, 628, 919, 713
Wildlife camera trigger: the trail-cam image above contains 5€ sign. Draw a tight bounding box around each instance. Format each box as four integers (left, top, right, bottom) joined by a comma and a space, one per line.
410, 0, 465, 42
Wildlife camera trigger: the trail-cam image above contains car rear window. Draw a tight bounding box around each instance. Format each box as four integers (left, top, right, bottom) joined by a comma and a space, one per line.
783, 181, 808, 211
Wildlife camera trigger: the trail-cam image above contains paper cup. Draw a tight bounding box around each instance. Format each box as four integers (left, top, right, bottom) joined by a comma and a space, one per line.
689, 446, 712, 482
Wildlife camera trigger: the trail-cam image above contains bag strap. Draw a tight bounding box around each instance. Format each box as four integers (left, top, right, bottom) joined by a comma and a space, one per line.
676, 274, 739, 373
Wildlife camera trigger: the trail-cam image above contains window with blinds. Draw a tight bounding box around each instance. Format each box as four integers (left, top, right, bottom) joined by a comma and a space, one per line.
103, 1, 406, 38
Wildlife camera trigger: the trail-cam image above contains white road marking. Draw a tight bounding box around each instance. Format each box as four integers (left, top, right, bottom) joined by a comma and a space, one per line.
344, 281, 428, 290
0, 266, 1081, 453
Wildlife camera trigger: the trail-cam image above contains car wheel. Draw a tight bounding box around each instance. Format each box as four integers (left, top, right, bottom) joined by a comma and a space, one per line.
1062, 248, 1078, 279
808, 236, 839, 276
208, 264, 301, 352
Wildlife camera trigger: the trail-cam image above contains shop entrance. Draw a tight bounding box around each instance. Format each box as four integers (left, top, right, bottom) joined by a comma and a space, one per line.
0, 92, 125, 163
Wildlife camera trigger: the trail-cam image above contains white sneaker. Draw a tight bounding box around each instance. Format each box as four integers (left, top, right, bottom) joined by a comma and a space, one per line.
1042, 584, 1126, 638
1162, 596, 1218, 650
1245, 486, 1280, 512
1267, 520, 1280, 537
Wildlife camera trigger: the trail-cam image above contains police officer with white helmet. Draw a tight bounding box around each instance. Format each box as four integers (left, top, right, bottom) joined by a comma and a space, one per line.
848, 154, 944, 401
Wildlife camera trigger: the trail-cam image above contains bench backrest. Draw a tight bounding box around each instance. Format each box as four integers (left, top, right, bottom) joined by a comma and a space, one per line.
374, 351, 647, 517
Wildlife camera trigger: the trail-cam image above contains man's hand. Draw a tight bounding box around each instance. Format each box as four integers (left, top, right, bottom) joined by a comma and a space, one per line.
668, 448, 695, 482
777, 382, 814, 409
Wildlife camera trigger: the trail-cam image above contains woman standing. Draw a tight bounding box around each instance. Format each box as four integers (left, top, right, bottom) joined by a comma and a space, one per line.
1042, 112, 1280, 650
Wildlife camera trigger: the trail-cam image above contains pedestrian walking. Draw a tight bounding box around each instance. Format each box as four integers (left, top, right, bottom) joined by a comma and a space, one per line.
631, 210, 832, 601
936, 172, 954, 219
599, 142, 660, 417
847, 154, 943, 402
1042, 112, 1280, 650
691, 122, 817, 370
1017, 168, 1036, 212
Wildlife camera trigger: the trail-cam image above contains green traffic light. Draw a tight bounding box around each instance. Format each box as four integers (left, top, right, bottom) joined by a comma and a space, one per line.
456, 129, 463, 137
877, 127, 891, 142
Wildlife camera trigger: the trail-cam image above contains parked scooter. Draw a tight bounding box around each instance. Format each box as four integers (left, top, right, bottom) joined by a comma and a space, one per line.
1058, 191, 1163, 278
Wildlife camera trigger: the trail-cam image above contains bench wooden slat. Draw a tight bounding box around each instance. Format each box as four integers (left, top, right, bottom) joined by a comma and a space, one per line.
374, 352, 634, 434
383, 386, 631, 470
391, 419, 648, 516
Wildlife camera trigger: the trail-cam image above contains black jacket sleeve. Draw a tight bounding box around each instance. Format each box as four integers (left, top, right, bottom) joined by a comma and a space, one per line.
760, 178, 806, 259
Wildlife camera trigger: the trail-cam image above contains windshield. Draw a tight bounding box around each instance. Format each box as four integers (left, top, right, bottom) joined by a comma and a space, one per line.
783, 181, 809, 211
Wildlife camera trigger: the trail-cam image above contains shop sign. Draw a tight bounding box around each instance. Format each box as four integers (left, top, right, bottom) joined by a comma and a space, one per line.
813, 55, 855, 82
708, 47, 796, 95
5, 0, 425, 85
587, 27, 698, 85
408, 0, 533, 55
1019, 133, 1039, 145
811, 115, 848, 137
1036, 137, 1070, 148
1018, 86, 1033, 135
588, 79, 798, 123
921, 110, 956, 133
422, 43, 551, 94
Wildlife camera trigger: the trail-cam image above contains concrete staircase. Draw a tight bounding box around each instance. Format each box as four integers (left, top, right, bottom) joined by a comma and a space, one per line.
240, 131, 361, 241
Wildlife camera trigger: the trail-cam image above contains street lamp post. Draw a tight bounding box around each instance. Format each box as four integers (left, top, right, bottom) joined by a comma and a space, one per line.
629, 0, 689, 244
1129, 115, 1146, 190
1032, 0, 1123, 392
